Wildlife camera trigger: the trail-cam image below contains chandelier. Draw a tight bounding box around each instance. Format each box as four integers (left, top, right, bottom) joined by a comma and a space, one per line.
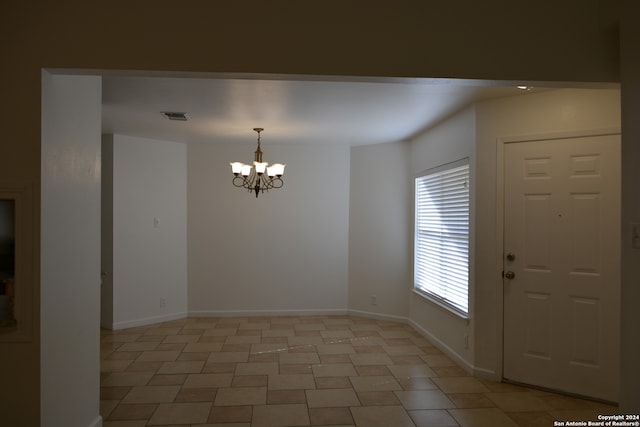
230, 128, 286, 198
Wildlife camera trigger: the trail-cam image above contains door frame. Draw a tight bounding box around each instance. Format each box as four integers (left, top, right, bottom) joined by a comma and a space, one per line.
495, 128, 621, 383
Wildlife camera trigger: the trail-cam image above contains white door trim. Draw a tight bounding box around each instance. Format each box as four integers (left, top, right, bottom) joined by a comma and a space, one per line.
495, 127, 621, 382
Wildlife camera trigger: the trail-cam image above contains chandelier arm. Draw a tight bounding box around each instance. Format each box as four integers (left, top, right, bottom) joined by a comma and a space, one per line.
270, 177, 284, 189
262, 177, 273, 190
232, 176, 249, 188
233, 172, 283, 191
242, 172, 256, 190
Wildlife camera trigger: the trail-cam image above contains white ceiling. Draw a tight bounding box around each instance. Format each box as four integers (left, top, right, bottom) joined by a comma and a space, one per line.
101, 75, 543, 146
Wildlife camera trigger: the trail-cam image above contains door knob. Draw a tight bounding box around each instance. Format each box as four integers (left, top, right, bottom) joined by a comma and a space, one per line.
504, 271, 515, 279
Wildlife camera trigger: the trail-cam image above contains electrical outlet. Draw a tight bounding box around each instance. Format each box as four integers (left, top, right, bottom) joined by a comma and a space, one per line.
463, 333, 469, 349
160, 297, 166, 308
370, 295, 377, 306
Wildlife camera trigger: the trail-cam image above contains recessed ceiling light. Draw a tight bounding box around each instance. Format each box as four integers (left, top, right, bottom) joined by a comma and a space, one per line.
161, 111, 190, 121
516, 85, 531, 90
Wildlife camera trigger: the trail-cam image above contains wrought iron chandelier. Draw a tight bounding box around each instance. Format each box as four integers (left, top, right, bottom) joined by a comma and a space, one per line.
230, 128, 286, 198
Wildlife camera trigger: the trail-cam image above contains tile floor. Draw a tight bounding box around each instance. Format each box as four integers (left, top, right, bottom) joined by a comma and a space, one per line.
100, 315, 617, 427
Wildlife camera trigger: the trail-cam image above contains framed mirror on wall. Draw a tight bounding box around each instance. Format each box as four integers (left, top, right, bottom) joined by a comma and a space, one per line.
0, 184, 33, 342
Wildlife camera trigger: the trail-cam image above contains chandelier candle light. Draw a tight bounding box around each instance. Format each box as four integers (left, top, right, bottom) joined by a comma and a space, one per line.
230, 128, 286, 198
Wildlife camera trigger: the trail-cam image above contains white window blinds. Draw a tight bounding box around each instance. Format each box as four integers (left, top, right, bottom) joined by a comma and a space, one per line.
414, 159, 470, 316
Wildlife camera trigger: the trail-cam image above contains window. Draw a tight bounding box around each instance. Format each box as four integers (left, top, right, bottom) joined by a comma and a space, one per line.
414, 159, 470, 316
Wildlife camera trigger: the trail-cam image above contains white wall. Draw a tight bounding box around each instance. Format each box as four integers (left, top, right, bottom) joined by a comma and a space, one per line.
408, 105, 477, 371
348, 141, 411, 319
473, 88, 621, 378
41, 73, 102, 427
406, 89, 622, 378
188, 142, 350, 315
110, 135, 188, 328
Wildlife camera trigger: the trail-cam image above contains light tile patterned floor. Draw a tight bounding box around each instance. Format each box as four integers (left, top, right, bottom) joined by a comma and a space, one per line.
100, 316, 616, 427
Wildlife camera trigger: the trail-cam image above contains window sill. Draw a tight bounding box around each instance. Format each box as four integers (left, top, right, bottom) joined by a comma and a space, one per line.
411, 289, 470, 322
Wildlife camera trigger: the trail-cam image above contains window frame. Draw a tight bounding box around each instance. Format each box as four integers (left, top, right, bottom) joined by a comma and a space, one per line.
413, 158, 470, 319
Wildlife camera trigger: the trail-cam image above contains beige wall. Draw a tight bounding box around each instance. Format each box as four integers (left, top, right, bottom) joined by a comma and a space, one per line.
40, 73, 102, 427
2, 2, 619, 81
349, 141, 412, 318
1, 1, 637, 424
619, 0, 640, 411
110, 135, 188, 329
188, 142, 350, 315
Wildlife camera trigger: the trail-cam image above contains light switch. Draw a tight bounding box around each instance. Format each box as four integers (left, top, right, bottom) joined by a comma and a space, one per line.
633, 223, 640, 250
154, 217, 160, 229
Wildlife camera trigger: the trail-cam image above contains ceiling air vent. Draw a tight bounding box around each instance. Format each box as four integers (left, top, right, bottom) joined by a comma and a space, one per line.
161, 111, 190, 121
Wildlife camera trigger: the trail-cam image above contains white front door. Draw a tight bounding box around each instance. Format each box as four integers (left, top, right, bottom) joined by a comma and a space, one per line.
503, 134, 620, 402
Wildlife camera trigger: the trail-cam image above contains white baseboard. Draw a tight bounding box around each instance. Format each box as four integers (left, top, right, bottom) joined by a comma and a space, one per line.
473, 365, 500, 381
188, 308, 349, 318
347, 309, 409, 324
407, 318, 475, 375
88, 415, 102, 427
349, 309, 487, 379
110, 312, 188, 330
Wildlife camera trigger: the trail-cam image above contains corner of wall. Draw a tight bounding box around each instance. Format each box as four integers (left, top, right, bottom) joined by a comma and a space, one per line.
110, 135, 188, 328
348, 141, 412, 319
